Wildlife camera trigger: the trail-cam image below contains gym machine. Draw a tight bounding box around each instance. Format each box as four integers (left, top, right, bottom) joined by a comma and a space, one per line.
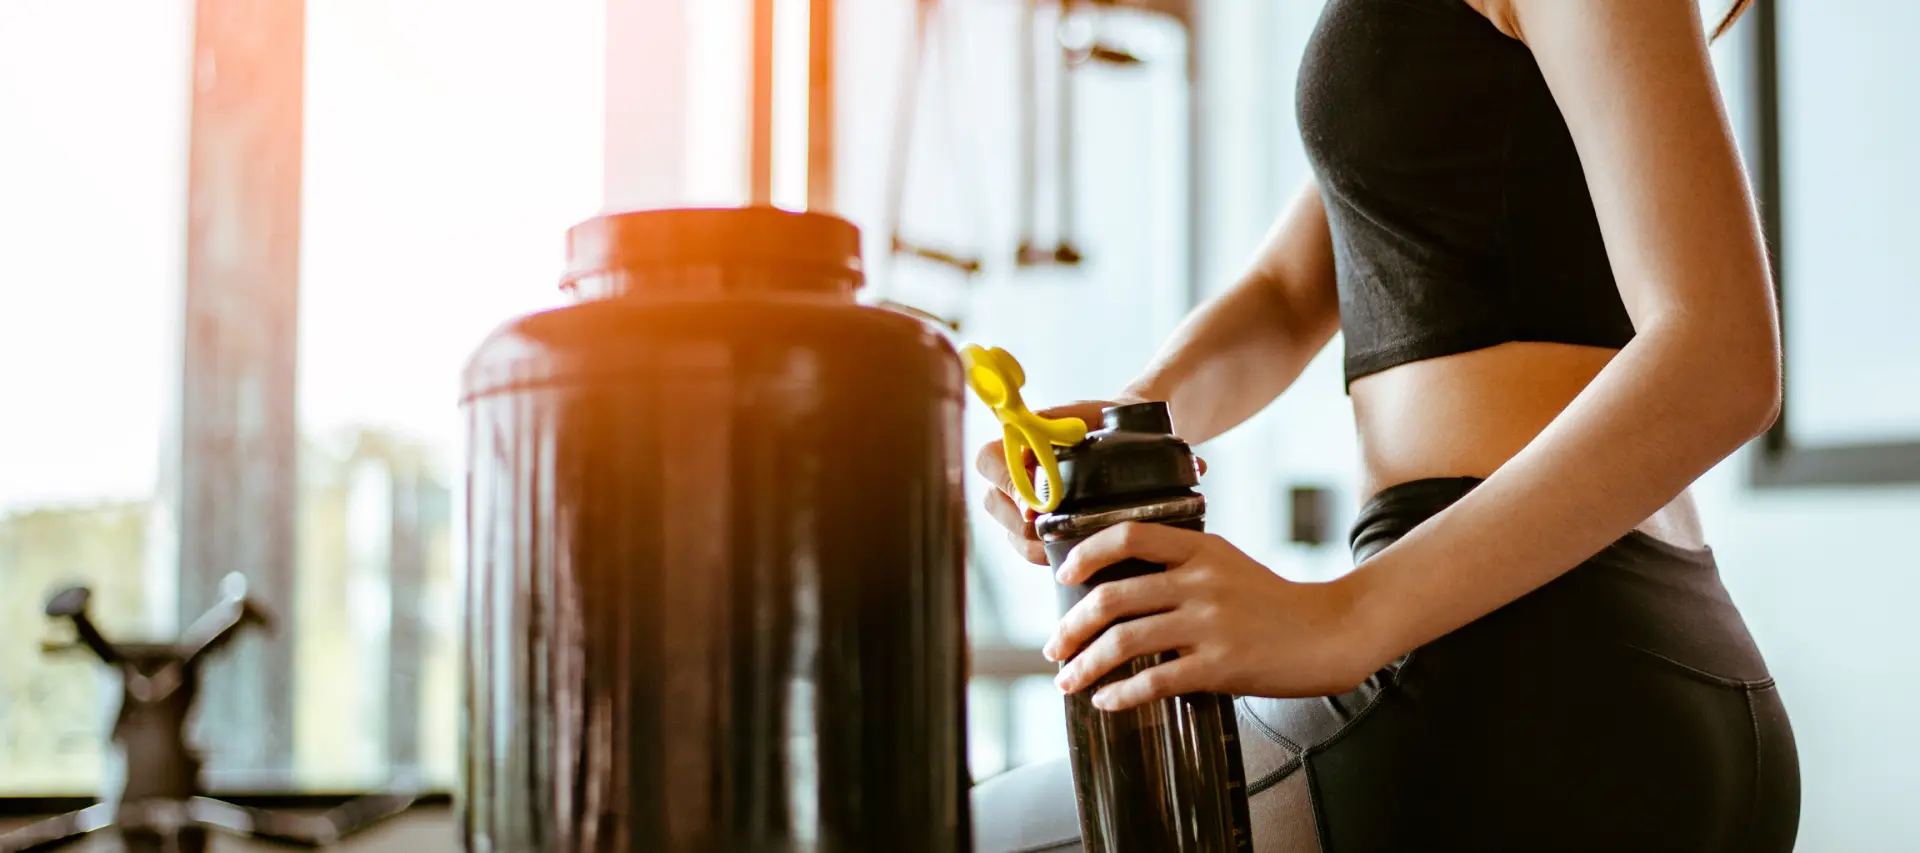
884, 0, 1195, 276
0, 576, 420, 853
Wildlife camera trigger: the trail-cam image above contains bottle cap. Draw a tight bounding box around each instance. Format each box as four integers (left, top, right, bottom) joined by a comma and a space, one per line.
1045, 400, 1200, 514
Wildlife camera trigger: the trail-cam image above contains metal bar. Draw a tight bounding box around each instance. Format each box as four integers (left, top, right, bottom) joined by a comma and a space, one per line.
996, 680, 1020, 772
1056, 3, 1076, 250
884, 2, 932, 256
807, 0, 836, 211
1751, 441, 1920, 487
1184, 6, 1206, 312
1740, 0, 1920, 486
1753, 0, 1788, 459
386, 460, 426, 772
751, 0, 777, 205
1016, 1, 1037, 246
178, 0, 304, 777
969, 643, 1055, 679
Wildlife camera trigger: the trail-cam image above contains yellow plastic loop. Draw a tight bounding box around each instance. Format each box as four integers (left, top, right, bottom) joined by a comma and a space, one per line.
959, 344, 1088, 512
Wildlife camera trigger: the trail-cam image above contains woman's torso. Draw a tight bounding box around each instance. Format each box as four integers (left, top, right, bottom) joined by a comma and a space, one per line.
1349, 344, 1707, 548
1296, 0, 1705, 548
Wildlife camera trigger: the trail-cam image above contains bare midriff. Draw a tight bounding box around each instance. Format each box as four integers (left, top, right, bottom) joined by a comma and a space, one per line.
1347, 340, 1706, 550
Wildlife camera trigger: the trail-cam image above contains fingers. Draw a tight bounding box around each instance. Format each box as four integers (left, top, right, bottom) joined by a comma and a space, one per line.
1043, 571, 1182, 663
973, 438, 1019, 502
982, 488, 1029, 534
971, 400, 1121, 504
1008, 529, 1049, 565
1052, 609, 1192, 696
984, 480, 1050, 564
1056, 522, 1211, 585
973, 399, 1106, 562
1090, 653, 1213, 712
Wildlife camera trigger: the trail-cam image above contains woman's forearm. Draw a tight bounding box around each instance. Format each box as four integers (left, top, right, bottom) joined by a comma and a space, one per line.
1119, 276, 1327, 445
1340, 319, 1780, 671
1121, 185, 1340, 445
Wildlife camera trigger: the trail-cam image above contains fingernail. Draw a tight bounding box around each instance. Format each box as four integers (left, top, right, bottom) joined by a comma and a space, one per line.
1040, 641, 1057, 661
1053, 670, 1072, 691
1091, 689, 1113, 710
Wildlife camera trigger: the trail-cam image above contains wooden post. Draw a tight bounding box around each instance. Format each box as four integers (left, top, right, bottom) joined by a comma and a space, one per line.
178, 0, 303, 775
807, 0, 836, 211
750, 0, 777, 205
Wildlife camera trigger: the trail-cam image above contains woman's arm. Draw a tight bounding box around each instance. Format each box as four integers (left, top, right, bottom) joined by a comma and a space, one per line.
1338, 0, 1782, 672
1042, 0, 1783, 709
1122, 181, 1342, 445
975, 182, 1340, 564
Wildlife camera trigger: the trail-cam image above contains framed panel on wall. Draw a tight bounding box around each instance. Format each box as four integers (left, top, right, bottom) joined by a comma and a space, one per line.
1747, 0, 1920, 486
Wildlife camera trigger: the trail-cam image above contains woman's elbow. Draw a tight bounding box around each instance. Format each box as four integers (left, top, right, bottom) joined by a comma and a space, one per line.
1664, 316, 1782, 440
1743, 361, 1784, 437
1725, 332, 1783, 439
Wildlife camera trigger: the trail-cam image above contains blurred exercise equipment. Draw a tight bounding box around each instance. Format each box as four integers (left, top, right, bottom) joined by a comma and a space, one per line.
0, 576, 420, 853
887, 0, 1193, 277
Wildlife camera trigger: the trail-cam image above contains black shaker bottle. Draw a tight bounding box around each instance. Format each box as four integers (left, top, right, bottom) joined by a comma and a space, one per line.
1034, 401, 1254, 852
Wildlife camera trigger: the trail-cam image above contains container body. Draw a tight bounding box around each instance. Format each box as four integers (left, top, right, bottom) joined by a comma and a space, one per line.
459, 287, 971, 852
1041, 507, 1253, 853
1035, 403, 1253, 853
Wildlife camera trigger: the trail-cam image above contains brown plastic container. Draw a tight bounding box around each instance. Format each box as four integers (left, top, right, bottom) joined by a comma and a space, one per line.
459, 207, 972, 853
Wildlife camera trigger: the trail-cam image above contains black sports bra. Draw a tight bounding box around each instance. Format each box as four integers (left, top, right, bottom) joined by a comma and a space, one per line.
1298, 0, 1637, 389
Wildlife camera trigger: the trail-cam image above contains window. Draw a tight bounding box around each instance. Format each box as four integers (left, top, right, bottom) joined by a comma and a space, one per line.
0, 0, 194, 795
3, 0, 1210, 799
291, 0, 604, 789
0, 0, 603, 796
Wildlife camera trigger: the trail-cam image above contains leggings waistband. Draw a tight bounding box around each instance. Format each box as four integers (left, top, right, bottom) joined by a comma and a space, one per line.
1346, 477, 1771, 685
1350, 477, 1482, 561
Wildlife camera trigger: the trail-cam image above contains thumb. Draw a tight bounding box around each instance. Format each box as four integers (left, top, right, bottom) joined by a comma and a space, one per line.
1033, 400, 1110, 428
1005, 402, 1107, 515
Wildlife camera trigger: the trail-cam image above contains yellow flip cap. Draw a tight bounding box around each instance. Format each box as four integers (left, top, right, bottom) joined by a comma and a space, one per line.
959, 344, 1088, 513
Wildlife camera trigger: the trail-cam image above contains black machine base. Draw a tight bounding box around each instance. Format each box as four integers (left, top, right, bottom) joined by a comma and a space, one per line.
0, 576, 421, 853
1, 793, 422, 852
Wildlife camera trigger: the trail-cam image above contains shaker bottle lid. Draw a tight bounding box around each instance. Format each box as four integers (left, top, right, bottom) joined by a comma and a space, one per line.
1047, 400, 1200, 510
562, 206, 864, 291
1103, 401, 1174, 434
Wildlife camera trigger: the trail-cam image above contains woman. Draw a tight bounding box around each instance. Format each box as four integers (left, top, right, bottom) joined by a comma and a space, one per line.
970, 0, 1800, 850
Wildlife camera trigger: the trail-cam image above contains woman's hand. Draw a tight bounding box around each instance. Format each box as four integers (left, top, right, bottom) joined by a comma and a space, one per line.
973, 398, 1209, 565
971, 399, 1120, 565
1041, 521, 1382, 711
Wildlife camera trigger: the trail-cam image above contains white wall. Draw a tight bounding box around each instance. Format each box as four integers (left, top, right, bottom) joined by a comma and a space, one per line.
1691, 468, 1920, 852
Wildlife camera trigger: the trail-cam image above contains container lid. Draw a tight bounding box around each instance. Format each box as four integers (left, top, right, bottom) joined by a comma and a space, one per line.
1043, 401, 1200, 512
562, 206, 864, 292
